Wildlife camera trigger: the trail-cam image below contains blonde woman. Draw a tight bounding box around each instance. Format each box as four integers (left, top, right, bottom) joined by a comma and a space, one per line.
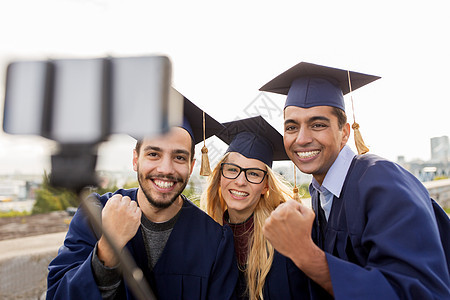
202, 116, 309, 300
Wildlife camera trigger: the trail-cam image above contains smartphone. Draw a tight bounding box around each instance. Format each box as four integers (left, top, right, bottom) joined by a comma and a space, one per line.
3, 55, 178, 143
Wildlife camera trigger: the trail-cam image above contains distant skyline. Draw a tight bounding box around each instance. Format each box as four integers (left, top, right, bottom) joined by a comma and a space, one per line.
1, 0, 449, 175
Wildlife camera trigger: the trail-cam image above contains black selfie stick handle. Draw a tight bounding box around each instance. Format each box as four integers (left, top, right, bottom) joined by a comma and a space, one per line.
78, 190, 157, 300
50, 145, 157, 300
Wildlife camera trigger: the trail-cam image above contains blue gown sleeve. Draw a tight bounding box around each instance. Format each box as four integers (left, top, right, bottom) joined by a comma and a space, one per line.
207, 224, 239, 300
327, 161, 450, 300
46, 205, 103, 300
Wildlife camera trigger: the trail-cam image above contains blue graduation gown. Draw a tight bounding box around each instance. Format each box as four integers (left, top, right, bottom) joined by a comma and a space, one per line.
262, 252, 310, 299
226, 213, 309, 299
312, 154, 450, 299
234, 251, 309, 300
47, 188, 239, 299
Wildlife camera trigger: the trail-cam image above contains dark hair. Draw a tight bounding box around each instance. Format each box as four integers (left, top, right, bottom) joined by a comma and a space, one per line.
331, 107, 347, 129
135, 140, 142, 154
135, 137, 195, 162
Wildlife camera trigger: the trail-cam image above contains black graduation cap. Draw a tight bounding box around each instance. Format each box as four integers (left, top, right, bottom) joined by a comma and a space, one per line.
218, 116, 289, 168
181, 93, 225, 145
135, 88, 224, 175
259, 62, 381, 111
179, 90, 225, 176
132, 88, 224, 144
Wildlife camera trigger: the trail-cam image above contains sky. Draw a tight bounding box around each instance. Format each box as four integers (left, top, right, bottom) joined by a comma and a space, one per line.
0, 0, 449, 176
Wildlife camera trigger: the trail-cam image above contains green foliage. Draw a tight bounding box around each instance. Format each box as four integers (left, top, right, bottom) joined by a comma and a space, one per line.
32, 171, 78, 214
298, 183, 310, 198
123, 180, 139, 189
182, 186, 197, 199
290, 182, 310, 198
183, 182, 201, 207
89, 178, 139, 196
90, 184, 120, 196
89, 180, 138, 197
0, 210, 31, 218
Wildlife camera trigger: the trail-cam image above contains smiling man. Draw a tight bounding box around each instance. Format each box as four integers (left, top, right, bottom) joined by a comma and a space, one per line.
260, 62, 450, 300
134, 128, 192, 211
46, 95, 239, 300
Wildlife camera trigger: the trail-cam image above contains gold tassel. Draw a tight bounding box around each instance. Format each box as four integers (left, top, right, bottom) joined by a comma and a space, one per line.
347, 70, 369, 155
199, 111, 211, 176
293, 164, 301, 201
352, 122, 369, 155
200, 146, 211, 176
293, 186, 301, 201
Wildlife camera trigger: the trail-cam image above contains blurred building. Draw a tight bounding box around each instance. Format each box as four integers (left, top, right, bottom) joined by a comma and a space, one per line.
430, 136, 449, 163
398, 135, 450, 182
0, 180, 27, 202
397, 136, 450, 208
423, 178, 450, 208
0, 178, 40, 212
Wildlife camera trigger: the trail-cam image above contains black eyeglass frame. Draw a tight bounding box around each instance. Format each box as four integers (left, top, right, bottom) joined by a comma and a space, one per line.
220, 162, 268, 184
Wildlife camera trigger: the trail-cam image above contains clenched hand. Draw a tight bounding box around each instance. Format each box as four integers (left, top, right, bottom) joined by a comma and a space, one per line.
97, 194, 142, 267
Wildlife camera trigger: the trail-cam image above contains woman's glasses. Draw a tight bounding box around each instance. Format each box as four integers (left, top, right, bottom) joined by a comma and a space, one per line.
220, 163, 267, 184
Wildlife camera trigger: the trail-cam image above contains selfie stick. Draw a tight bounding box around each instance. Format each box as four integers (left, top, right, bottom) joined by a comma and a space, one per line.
51, 144, 156, 300
2, 55, 176, 300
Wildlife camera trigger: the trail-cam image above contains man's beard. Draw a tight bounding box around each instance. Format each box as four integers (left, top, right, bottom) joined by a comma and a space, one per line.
137, 169, 189, 209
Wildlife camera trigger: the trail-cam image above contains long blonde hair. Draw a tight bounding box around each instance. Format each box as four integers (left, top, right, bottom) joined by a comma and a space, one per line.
201, 153, 295, 300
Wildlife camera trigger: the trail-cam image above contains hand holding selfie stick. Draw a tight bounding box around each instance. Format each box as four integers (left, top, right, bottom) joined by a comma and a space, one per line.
51, 143, 156, 300
3, 55, 181, 300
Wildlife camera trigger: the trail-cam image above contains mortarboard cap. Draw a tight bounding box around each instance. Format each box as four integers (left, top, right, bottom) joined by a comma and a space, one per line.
218, 116, 289, 168
259, 62, 381, 111
177, 89, 225, 176
181, 93, 225, 145
135, 88, 225, 144
135, 88, 224, 175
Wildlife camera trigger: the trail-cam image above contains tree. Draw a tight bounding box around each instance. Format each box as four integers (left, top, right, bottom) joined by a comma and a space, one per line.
32, 171, 78, 214
298, 183, 310, 198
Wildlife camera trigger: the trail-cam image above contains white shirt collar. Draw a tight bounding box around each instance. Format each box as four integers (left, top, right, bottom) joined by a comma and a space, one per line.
312, 145, 356, 198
